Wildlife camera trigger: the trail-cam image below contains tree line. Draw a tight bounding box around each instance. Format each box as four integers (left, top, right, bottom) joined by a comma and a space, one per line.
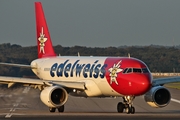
0, 43, 180, 77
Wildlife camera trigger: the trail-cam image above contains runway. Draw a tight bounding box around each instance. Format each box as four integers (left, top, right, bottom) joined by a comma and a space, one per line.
0, 85, 180, 120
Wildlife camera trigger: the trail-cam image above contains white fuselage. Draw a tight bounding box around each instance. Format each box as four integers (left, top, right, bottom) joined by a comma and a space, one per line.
31, 56, 121, 97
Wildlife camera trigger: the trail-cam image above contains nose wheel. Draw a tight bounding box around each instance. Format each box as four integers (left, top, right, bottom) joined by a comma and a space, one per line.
124, 105, 135, 114
117, 96, 135, 114
49, 105, 65, 113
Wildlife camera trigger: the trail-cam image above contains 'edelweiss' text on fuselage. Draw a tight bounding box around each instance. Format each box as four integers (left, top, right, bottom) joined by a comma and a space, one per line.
50, 60, 108, 78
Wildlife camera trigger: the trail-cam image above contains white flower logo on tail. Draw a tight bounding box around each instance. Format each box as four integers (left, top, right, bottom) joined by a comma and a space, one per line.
38, 27, 47, 54
108, 60, 123, 85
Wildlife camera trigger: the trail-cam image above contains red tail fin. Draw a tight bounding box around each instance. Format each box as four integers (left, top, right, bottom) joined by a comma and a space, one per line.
35, 2, 56, 58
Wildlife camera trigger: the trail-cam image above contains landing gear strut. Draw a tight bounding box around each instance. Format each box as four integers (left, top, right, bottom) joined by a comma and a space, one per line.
117, 96, 135, 114
49, 105, 65, 113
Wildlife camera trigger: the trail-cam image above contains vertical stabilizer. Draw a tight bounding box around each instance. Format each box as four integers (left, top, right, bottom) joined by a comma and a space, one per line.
35, 2, 56, 58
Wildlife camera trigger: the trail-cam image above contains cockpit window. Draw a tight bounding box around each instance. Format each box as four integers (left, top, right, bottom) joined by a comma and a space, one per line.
133, 68, 142, 73
123, 68, 128, 73
127, 68, 132, 73
123, 68, 149, 74
142, 68, 149, 73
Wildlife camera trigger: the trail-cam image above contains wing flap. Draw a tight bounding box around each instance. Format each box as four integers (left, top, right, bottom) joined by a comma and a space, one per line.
0, 76, 43, 85
50, 81, 85, 90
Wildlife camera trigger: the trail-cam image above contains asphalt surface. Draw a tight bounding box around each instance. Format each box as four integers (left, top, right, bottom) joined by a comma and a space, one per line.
0, 84, 180, 120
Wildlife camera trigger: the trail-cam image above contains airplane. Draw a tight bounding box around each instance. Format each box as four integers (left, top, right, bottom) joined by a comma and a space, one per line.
0, 1, 180, 114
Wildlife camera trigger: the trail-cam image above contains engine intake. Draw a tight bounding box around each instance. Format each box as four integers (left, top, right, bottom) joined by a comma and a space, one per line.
40, 86, 68, 108
144, 86, 171, 108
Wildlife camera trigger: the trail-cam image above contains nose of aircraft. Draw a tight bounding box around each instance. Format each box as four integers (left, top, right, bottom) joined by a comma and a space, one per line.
104, 57, 153, 96
112, 73, 152, 96
132, 74, 152, 95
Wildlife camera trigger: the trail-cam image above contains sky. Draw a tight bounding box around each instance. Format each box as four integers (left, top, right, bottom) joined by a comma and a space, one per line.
1, 0, 180, 47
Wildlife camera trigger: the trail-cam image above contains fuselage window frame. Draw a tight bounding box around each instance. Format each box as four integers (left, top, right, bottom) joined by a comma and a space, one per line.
123, 67, 149, 74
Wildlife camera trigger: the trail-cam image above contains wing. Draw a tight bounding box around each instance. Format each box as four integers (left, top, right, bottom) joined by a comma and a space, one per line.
0, 63, 86, 90
0, 76, 85, 90
0, 62, 35, 68
152, 76, 180, 86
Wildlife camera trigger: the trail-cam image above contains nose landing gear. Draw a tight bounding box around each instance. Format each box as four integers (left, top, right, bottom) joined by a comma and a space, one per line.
49, 105, 65, 113
117, 96, 135, 114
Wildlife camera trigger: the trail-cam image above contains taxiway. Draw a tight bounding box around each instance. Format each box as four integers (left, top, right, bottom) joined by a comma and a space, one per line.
0, 85, 180, 119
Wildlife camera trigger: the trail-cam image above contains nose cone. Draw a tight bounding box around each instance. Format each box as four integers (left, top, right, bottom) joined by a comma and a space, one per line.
117, 73, 152, 96
135, 74, 152, 95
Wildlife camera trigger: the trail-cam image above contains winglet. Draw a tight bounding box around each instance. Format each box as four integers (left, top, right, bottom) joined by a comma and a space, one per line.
35, 2, 56, 58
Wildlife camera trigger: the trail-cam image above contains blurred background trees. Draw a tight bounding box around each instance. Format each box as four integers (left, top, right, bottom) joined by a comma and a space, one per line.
0, 43, 180, 77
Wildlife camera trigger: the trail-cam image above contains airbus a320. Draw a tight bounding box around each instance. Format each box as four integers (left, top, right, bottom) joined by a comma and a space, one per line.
0, 2, 180, 114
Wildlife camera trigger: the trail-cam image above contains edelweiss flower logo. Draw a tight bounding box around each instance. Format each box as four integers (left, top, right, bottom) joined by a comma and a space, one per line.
108, 60, 123, 85
38, 27, 47, 54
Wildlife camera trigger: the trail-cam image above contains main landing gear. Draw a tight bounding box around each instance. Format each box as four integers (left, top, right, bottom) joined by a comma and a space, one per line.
117, 96, 135, 114
49, 105, 64, 113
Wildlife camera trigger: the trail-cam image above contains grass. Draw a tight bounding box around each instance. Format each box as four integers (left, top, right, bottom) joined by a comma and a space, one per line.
165, 83, 180, 89
153, 76, 180, 90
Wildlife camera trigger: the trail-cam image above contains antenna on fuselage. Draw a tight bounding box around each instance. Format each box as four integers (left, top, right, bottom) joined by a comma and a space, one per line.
128, 53, 130, 58
78, 52, 80, 57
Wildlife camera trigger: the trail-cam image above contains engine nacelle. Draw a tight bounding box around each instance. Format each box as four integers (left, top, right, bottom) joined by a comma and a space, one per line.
40, 86, 68, 108
144, 86, 171, 108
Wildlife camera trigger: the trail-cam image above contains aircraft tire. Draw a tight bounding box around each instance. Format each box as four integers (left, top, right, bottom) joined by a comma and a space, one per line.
131, 107, 135, 114
117, 102, 124, 113
49, 107, 56, 112
125, 106, 131, 114
58, 105, 64, 112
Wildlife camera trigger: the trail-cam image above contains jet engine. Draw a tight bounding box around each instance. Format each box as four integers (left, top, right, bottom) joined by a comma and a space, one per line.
40, 86, 68, 108
144, 86, 171, 108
